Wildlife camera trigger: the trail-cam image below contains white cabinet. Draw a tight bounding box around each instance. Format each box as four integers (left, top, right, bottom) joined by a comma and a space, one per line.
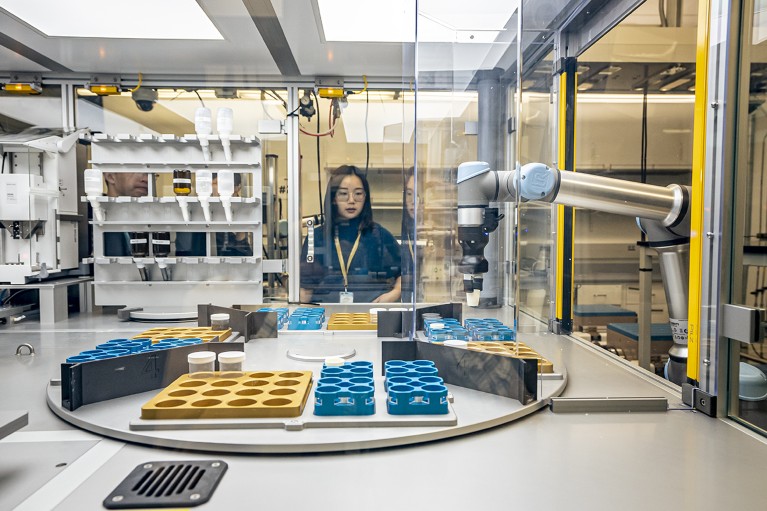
87, 133, 262, 307
576, 284, 624, 305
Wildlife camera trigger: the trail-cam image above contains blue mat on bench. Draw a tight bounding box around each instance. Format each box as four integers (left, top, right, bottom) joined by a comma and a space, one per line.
574, 304, 637, 318
607, 322, 673, 342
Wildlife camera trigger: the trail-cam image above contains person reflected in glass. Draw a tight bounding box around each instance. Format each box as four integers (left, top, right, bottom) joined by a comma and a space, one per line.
104, 172, 149, 198
300, 165, 401, 303
103, 172, 150, 256
400, 168, 421, 302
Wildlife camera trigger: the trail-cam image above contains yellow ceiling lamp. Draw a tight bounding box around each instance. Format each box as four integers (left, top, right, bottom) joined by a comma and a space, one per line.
87, 84, 121, 96
87, 75, 122, 96
3, 82, 42, 94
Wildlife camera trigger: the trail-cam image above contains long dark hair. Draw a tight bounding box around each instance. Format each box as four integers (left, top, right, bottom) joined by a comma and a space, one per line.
323, 165, 374, 235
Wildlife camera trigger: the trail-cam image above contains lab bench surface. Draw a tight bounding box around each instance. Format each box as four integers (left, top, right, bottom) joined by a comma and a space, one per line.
1, 311, 766, 511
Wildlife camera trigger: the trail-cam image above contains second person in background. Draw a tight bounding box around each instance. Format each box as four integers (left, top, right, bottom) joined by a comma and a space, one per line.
300, 165, 401, 303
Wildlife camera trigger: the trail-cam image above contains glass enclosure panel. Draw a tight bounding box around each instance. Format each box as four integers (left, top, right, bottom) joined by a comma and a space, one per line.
572, 6, 695, 376
297, 89, 414, 305
731, 0, 767, 434
517, 47, 556, 325
414, 0, 522, 338
77, 88, 288, 304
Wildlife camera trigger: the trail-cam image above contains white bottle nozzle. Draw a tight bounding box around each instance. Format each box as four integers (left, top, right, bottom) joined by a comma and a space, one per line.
84, 169, 105, 222
196, 169, 213, 223
218, 170, 235, 223
134, 261, 148, 281
221, 196, 232, 223
157, 260, 171, 281
195, 107, 212, 162
177, 196, 190, 222
217, 107, 234, 163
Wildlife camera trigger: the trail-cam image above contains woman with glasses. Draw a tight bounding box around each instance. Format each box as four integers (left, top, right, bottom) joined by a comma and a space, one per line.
300, 165, 401, 303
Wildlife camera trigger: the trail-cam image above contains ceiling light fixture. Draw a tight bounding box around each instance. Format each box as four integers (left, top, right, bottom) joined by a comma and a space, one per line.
0, 0, 223, 39
87, 76, 122, 96
316, 0, 517, 43
3, 82, 41, 94
3, 73, 42, 94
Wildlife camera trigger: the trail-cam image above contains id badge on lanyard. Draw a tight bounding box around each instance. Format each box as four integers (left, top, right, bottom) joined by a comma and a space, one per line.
335, 230, 361, 304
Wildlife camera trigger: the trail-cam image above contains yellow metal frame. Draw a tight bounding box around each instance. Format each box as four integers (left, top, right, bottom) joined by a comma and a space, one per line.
555, 71, 576, 321
687, 0, 711, 383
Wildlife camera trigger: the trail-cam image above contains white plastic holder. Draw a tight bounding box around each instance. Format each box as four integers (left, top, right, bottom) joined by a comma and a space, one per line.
84, 169, 105, 223
221, 196, 233, 223
156, 257, 174, 281
199, 197, 212, 223
218, 107, 234, 163
200, 136, 211, 162
196, 169, 213, 223
88, 196, 105, 223
176, 196, 191, 222
133, 258, 152, 281
195, 107, 213, 162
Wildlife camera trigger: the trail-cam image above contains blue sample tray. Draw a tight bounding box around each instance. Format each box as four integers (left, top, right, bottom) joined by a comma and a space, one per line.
65, 337, 204, 363
314, 361, 375, 416
286, 307, 325, 330
384, 360, 449, 415
256, 307, 290, 328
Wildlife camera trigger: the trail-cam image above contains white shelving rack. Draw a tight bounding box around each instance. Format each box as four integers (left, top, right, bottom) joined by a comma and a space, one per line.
86, 133, 263, 307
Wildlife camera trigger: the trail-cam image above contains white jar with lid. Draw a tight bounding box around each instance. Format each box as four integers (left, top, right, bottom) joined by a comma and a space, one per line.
218, 351, 245, 372
210, 313, 230, 330
188, 351, 216, 377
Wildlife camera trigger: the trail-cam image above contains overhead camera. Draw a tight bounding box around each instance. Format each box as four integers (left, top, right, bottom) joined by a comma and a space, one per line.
131, 87, 158, 112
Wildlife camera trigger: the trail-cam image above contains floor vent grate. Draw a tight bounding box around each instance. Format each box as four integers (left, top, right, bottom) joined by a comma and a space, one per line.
104, 460, 227, 508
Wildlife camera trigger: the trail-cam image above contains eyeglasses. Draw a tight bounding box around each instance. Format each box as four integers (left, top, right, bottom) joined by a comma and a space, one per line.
336, 189, 366, 202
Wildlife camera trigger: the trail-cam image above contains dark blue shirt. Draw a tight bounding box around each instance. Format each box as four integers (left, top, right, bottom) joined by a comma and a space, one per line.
300, 217, 401, 302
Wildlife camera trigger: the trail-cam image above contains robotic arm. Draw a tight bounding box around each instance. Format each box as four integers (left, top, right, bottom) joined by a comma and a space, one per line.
457, 161, 691, 383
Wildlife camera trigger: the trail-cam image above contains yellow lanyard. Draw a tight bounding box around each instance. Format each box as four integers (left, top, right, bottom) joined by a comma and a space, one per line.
407, 233, 414, 261
334, 230, 362, 290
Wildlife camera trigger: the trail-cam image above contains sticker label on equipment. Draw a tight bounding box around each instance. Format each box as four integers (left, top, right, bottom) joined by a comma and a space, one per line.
6, 183, 17, 203
152, 240, 171, 245
670, 318, 687, 342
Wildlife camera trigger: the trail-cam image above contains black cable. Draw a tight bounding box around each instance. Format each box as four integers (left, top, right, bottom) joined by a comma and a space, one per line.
194, 90, 205, 108
1, 152, 6, 174
364, 88, 370, 176
285, 104, 302, 118
312, 91, 323, 220
2, 289, 32, 305
640, 84, 648, 242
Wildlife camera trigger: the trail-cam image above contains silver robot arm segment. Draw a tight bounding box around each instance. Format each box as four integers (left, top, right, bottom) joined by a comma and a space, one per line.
456, 162, 559, 304
456, 161, 690, 275
456, 161, 691, 383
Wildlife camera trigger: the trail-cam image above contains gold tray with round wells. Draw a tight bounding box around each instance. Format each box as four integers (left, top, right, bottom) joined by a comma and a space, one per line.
140, 371, 314, 420
466, 342, 554, 374
327, 312, 377, 331
133, 327, 233, 344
